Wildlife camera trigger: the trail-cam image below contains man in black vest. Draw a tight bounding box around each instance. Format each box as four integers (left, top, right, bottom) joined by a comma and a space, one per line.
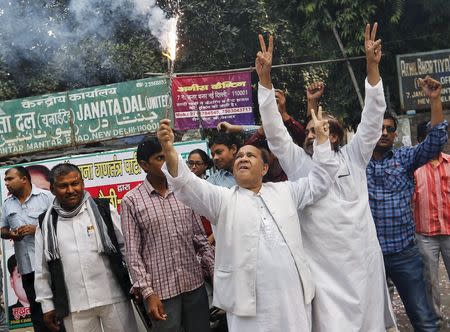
34, 163, 139, 332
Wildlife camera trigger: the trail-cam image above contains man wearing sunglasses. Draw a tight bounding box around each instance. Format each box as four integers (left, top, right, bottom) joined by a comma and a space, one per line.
367, 76, 447, 331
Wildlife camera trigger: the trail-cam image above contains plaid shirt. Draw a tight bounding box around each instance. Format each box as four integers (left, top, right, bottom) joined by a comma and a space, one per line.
367, 121, 448, 254
120, 179, 214, 300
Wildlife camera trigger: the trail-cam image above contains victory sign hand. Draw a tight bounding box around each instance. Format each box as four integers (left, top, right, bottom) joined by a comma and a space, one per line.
365, 23, 382, 65
311, 106, 329, 145
255, 34, 273, 89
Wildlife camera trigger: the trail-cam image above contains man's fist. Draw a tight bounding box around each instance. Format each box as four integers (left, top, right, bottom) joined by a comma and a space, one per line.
418, 76, 442, 100
306, 82, 325, 100
157, 119, 174, 150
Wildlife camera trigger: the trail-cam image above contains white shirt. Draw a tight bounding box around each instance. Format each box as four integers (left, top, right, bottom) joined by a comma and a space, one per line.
226, 194, 311, 332
259, 80, 396, 331
164, 140, 339, 317
34, 203, 126, 313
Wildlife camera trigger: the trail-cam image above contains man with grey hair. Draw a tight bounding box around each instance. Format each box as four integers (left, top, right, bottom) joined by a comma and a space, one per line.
34, 163, 138, 332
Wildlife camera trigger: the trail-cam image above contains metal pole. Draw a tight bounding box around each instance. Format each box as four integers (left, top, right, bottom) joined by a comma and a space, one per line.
325, 9, 364, 110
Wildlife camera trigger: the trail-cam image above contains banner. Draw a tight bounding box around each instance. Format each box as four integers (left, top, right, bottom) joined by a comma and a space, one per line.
396, 49, 450, 111
172, 71, 254, 130
0, 77, 170, 158
0, 140, 208, 329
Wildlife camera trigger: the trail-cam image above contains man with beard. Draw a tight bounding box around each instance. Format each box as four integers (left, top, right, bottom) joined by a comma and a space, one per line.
367, 76, 447, 331
1, 166, 53, 332
34, 163, 138, 332
258, 25, 396, 331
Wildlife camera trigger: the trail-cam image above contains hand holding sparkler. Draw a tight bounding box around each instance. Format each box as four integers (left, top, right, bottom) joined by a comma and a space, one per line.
255, 34, 273, 89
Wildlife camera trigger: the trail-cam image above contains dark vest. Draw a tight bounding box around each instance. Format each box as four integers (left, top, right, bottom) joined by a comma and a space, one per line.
38, 198, 132, 319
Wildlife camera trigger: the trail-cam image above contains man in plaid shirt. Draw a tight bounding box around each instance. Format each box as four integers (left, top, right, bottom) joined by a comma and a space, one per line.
367, 76, 447, 331
121, 137, 214, 332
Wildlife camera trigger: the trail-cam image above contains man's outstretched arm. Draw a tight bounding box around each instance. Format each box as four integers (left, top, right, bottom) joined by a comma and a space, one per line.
256, 34, 313, 179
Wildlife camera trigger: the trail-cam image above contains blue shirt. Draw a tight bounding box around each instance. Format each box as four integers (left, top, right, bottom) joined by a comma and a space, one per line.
366, 121, 448, 254
0, 186, 53, 274
207, 169, 236, 188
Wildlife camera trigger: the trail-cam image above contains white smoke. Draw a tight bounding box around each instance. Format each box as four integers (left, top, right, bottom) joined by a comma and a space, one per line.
0, 0, 176, 84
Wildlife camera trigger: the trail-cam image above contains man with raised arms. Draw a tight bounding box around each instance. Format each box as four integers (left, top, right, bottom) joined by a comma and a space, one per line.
157, 103, 338, 331
258, 25, 396, 331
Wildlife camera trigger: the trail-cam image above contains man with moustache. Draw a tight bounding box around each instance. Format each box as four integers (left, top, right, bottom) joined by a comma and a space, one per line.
258, 25, 396, 331
1, 166, 53, 332
367, 76, 447, 331
157, 92, 338, 332
34, 163, 138, 332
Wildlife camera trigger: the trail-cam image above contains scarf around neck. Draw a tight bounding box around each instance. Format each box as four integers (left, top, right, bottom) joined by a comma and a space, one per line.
42, 191, 117, 262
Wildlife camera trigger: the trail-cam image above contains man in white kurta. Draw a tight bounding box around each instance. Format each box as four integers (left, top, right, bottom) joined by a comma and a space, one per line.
34, 164, 138, 332
158, 105, 339, 332
258, 28, 396, 331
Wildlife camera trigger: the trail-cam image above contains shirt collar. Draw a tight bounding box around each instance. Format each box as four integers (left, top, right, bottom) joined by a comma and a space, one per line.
8, 185, 42, 203
370, 149, 394, 163
143, 178, 172, 197
440, 153, 450, 163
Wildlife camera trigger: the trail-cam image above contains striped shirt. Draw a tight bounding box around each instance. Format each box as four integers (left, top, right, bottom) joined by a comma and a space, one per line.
413, 153, 450, 236
207, 169, 236, 188
120, 179, 214, 300
367, 120, 448, 255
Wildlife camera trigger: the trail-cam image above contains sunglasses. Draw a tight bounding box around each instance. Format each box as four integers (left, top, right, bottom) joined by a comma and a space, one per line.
382, 125, 396, 133
186, 160, 205, 167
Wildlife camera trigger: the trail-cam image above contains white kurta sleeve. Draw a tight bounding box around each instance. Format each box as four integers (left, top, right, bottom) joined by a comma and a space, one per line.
258, 83, 313, 179
163, 155, 229, 224
289, 140, 339, 210
345, 78, 386, 167
34, 225, 55, 313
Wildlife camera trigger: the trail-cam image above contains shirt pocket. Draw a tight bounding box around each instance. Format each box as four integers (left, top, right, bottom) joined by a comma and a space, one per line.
6, 212, 23, 229
384, 166, 409, 192
27, 211, 42, 224
334, 175, 359, 202
85, 224, 99, 252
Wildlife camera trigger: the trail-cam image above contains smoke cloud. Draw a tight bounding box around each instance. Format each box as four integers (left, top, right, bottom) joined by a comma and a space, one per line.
0, 0, 176, 86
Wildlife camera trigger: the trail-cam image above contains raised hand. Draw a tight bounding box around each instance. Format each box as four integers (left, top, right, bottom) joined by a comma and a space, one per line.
157, 119, 174, 151
365, 23, 381, 65
365, 23, 381, 86
418, 76, 442, 100
311, 106, 329, 145
306, 82, 325, 101
275, 89, 288, 119
255, 34, 273, 89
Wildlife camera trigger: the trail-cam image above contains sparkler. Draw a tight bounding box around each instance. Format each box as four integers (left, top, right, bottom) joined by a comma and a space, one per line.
162, 15, 178, 120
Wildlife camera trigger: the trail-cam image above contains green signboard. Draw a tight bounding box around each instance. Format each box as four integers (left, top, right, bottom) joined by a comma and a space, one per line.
0, 77, 170, 158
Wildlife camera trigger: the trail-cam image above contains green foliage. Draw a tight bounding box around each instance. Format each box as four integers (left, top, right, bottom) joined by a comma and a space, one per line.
0, 0, 449, 129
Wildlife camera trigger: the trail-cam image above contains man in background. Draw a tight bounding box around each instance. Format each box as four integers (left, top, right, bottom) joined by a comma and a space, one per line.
1, 166, 53, 332
414, 120, 450, 325
207, 133, 240, 188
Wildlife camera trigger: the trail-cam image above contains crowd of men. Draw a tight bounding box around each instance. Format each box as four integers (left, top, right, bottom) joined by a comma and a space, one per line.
0, 22, 448, 332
